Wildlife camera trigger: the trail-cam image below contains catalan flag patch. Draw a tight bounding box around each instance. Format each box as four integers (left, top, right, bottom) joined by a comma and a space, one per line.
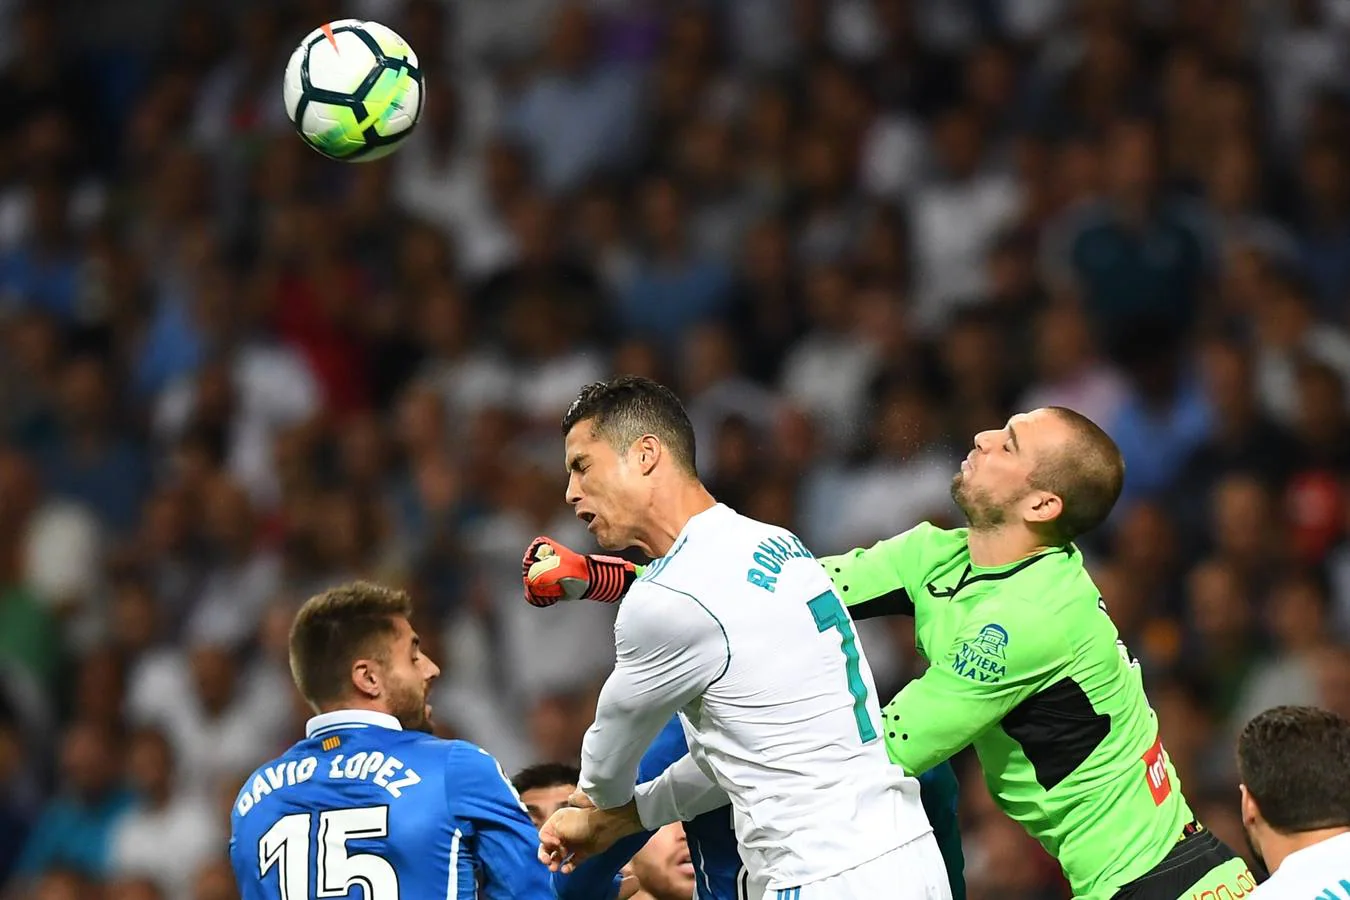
322, 736, 341, 752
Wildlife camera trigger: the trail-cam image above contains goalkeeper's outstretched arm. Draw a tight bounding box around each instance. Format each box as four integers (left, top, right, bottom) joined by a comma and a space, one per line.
524, 524, 935, 619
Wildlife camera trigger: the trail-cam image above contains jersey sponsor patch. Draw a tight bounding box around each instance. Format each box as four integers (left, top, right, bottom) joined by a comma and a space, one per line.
973, 624, 1008, 657
952, 623, 1010, 682
1142, 733, 1172, 805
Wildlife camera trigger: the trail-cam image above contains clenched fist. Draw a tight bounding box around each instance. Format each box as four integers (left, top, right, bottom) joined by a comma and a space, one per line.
522, 535, 636, 607
537, 795, 644, 873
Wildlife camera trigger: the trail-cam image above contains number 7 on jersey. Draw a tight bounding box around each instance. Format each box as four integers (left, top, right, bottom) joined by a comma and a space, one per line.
807, 591, 878, 742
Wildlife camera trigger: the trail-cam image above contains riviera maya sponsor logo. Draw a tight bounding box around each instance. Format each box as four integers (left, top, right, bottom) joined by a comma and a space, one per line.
952, 623, 1010, 682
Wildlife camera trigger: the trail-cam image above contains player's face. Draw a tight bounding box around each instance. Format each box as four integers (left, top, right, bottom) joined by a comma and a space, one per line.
381, 617, 441, 733
628, 823, 695, 900
564, 420, 647, 551
519, 783, 575, 829
951, 408, 1064, 529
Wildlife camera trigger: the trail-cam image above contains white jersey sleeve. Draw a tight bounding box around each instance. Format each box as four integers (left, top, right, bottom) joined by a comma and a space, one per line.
578, 582, 730, 810
633, 752, 730, 829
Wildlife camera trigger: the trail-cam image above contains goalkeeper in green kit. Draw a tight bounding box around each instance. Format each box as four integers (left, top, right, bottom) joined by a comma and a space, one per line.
523, 406, 1254, 900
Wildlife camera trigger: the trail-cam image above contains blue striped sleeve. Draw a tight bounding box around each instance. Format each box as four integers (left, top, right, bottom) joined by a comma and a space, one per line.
448, 742, 554, 899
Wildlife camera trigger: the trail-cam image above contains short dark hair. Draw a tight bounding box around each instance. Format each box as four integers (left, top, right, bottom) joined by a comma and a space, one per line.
289, 582, 413, 709
1237, 705, 1350, 834
1029, 408, 1125, 543
561, 375, 697, 474
512, 762, 581, 795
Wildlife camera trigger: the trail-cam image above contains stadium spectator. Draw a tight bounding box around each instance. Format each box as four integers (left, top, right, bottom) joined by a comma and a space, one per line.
12, 720, 133, 887
107, 728, 219, 898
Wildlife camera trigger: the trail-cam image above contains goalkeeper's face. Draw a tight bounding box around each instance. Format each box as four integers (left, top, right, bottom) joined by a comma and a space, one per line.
952, 409, 1065, 530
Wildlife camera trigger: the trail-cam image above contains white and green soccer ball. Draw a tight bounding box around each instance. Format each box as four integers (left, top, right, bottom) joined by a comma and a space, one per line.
283, 20, 424, 162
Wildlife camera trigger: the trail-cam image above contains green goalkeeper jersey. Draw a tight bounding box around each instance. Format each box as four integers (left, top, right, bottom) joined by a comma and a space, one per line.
824, 522, 1192, 900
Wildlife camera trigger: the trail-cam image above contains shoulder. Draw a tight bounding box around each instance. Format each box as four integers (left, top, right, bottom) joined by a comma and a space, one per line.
229, 748, 302, 826
717, 507, 823, 572
909, 520, 966, 549
619, 580, 727, 643
883, 521, 969, 573
436, 737, 503, 772
1017, 547, 1097, 606
440, 739, 526, 802
960, 588, 1069, 662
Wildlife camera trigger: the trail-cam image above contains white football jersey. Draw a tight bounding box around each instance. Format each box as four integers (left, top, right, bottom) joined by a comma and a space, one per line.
579, 504, 931, 890
1252, 832, 1350, 899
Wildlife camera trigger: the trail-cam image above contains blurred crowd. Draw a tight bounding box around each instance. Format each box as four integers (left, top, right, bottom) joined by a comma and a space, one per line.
2, 0, 1350, 897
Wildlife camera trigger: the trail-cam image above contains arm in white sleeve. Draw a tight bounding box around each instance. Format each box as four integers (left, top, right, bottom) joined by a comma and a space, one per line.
632, 754, 730, 829
580, 582, 730, 811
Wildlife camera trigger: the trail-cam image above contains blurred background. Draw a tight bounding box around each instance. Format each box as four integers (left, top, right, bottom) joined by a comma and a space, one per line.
1, 0, 1349, 897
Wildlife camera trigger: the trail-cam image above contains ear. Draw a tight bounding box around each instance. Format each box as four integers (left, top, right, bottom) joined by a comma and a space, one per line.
351, 658, 381, 701
634, 434, 662, 476
1239, 784, 1258, 826
1022, 490, 1063, 526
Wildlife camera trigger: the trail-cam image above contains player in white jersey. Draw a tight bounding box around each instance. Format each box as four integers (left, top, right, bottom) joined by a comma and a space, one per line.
1237, 705, 1350, 898
531, 376, 947, 900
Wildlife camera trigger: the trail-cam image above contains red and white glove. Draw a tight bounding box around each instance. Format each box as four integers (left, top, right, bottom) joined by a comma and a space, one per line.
522, 536, 635, 607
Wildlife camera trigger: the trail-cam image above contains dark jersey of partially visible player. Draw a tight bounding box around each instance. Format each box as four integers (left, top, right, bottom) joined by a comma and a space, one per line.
229, 710, 552, 899
553, 715, 745, 900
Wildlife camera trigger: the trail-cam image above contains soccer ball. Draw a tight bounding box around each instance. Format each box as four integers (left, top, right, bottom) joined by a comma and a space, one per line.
283, 20, 423, 162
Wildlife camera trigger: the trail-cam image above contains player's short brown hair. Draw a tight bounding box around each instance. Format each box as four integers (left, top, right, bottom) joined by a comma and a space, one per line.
1028, 407, 1125, 543
1237, 705, 1350, 833
561, 375, 698, 475
288, 581, 413, 709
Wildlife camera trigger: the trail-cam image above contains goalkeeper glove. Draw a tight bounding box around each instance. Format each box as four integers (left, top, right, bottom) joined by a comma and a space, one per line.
522, 536, 636, 607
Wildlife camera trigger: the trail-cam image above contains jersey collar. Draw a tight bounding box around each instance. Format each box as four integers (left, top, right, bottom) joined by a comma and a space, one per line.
306, 709, 403, 738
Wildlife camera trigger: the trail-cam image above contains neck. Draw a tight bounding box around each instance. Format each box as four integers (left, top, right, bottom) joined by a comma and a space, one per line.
322, 697, 389, 717
966, 524, 1053, 567
638, 481, 717, 558
1262, 825, 1350, 874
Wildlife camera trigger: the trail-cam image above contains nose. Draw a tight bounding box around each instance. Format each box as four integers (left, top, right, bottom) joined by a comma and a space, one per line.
565, 472, 582, 507
973, 430, 995, 452
423, 655, 441, 682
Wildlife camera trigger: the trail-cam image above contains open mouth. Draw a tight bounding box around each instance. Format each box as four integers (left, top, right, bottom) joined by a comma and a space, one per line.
675, 852, 694, 877
578, 511, 597, 527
